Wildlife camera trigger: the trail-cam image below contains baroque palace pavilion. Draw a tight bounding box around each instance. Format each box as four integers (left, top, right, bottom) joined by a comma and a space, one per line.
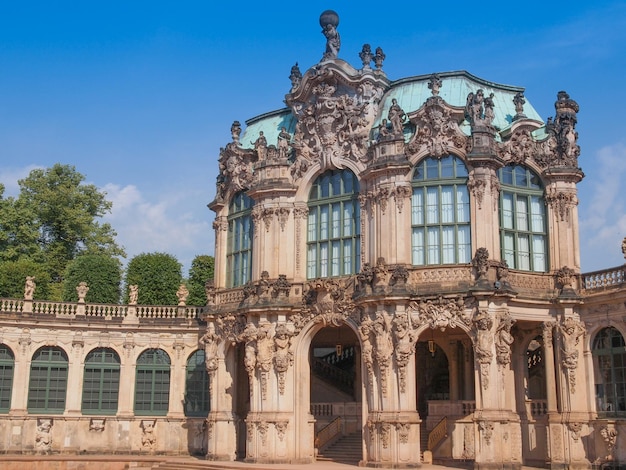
1, 10, 625, 470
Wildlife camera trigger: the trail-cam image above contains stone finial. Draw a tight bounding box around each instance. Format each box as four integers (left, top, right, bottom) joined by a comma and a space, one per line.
428, 74, 442, 96
359, 44, 373, 69
289, 62, 302, 90
205, 279, 216, 306
320, 10, 340, 61
513, 92, 526, 120
176, 284, 189, 306
24, 276, 35, 300
76, 282, 89, 303
374, 47, 385, 70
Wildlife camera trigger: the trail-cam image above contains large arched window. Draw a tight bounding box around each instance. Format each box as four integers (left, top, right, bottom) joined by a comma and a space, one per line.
411, 155, 470, 265
307, 170, 360, 278
0, 345, 15, 413
82, 348, 120, 415
593, 327, 626, 415
134, 349, 171, 416
184, 350, 210, 417
227, 192, 254, 287
28, 347, 68, 414
499, 165, 547, 272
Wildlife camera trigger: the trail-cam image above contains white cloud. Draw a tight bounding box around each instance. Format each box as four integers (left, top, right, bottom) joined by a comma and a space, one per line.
102, 183, 213, 274
579, 142, 626, 270
0, 164, 42, 196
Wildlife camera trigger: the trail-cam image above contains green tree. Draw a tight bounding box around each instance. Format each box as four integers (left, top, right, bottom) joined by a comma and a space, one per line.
0, 164, 125, 300
62, 254, 122, 303
186, 255, 215, 305
124, 252, 182, 305
0, 259, 52, 300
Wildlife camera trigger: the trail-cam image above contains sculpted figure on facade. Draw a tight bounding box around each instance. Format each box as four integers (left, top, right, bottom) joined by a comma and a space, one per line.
320, 11, 340, 60
473, 309, 494, 389
495, 311, 515, 369
274, 323, 295, 395
483, 93, 495, 125
359, 315, 375, 383
387, 98, 406, 137
357, 262, 375, 293
501, 128, 536, 165
393, 313, 417, 392
373, 311, 393, 396
472, 248, 490, 282
513, 92, 526, 120
24, 276, 35, 300
277, 127, 291, 159
231, 121, 242, 143
622, 236, 626, 261
129, 285, 138, 305
205, 279, 216, 306
465, 89, 485, 125
557, 317, 586, 392
538, 91, 580, 168
252, 131, 267, 160
428, 74, 442, 96
256, 322, 275, 399
200, 323, 220, 375
141, 420, 157, 452
289, 62, 302, 90
35, 418, 52, 454
600, 425, 618, 460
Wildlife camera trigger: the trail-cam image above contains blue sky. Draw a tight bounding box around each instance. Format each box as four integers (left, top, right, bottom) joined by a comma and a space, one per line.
1, 2, 625, 274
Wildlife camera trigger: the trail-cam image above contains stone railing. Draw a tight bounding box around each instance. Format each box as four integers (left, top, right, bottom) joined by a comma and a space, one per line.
315, 416, 342, 450
529, 399, 548, 416
427, 416, 448, 451
581, 265, 625, 291
428, 400, 475, 418
0, 298, 206, 320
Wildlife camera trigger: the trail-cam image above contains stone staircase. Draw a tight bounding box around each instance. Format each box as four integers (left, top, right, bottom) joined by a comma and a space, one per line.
317, 431, 362, 465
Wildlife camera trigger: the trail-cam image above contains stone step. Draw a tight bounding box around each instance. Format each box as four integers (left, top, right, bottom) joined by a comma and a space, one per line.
317, 432, 362, 464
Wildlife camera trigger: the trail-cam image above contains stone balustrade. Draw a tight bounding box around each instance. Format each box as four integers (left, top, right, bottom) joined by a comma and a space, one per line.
581, 265, 625, 291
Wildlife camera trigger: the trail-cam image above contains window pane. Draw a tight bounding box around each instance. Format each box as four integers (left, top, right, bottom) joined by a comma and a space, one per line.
426, 188, 439, 224
427, 228, 440, 264
516, 197, 528, 231
441, 187, 454, 223
412, 189, 424, 225
456, 187, 469, 223
442, 226, 455, 264
412, 228, 425, 265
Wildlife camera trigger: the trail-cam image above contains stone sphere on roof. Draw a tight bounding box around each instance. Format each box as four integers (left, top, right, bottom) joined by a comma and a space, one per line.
319, 10, 339, 28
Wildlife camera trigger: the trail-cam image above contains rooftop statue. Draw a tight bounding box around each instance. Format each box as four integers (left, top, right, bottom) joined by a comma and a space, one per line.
320, 10, 340, 61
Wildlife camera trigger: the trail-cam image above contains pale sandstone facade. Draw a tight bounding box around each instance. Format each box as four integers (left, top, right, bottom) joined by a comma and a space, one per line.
1, 10, 626, 470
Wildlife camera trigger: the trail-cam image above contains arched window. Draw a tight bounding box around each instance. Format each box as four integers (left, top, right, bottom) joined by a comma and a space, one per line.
411, 155, 470, 265
0, 345, 15, 413
134, 349, 171, 416
28, 347, 68, 414
184, 350, 210, 417
593, 327, 626, 415
499, 165, 547, 272
82, 348, 120, 415
307, 169, 360, 278
227, 192, 254, 287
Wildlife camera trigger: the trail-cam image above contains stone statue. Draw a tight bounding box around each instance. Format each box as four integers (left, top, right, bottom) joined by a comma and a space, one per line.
495, 313, 515, 367
320, 12, 341, 61
388, 98, 406, 136
473, 310, 494, 389
129, 285, 138, 305
230, 121, 242, 143
359, 316, 374, 381
204, 279, 216, 306
472, 248, 490, 281
176, 284, 189, 306
558, 317, 585, 370
200, 323, 219, 372
513, 92, 526, 120
289, 62, 302, 90
428, 74, 442, 96
622, 236, 626, 261
465, 89, 485, 125
141, 420, 157, 451
278, 127, 291, 159
24, 276, 35, 300
255, 323, 275, 373
484, 93, 495, 125
76, 282, 89, 303
252, 131, 267, 160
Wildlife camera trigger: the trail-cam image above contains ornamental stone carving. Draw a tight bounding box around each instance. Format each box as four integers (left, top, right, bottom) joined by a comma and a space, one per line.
600, 425, 618, 460
568, 422, 583, 442
555, 266, 576, 290
289, 63, 302, 91
465, 89, 495, 127
141, 420, 157, 452
89, 418, 105, 432
200, 323, 220, 391
35, 418, 52, 454
472, 248, 490, 282
545, 91, 580, 167
407, 296, 471, 331
622, 236, 626, 261
557, 317, 586, 393
501, 128, 536, 165
467, 172, 487, 209
217, 136, 255, 199
478, 420, 494, 445
495, 311, 515, 370
271, 274, 291, 299
274, 323, 295, 395
360, 315, 375, 384
546, 187, 578, 222
393, 313, 417, 393
406, 93, 468, 159
320, 10, 340, 61
176, 284, 189, 306
24, 276, 35, 300
512, 92, 526, 121
473, 309, 494, 389
293, 278, 357, 331
76, 282, 89, 303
